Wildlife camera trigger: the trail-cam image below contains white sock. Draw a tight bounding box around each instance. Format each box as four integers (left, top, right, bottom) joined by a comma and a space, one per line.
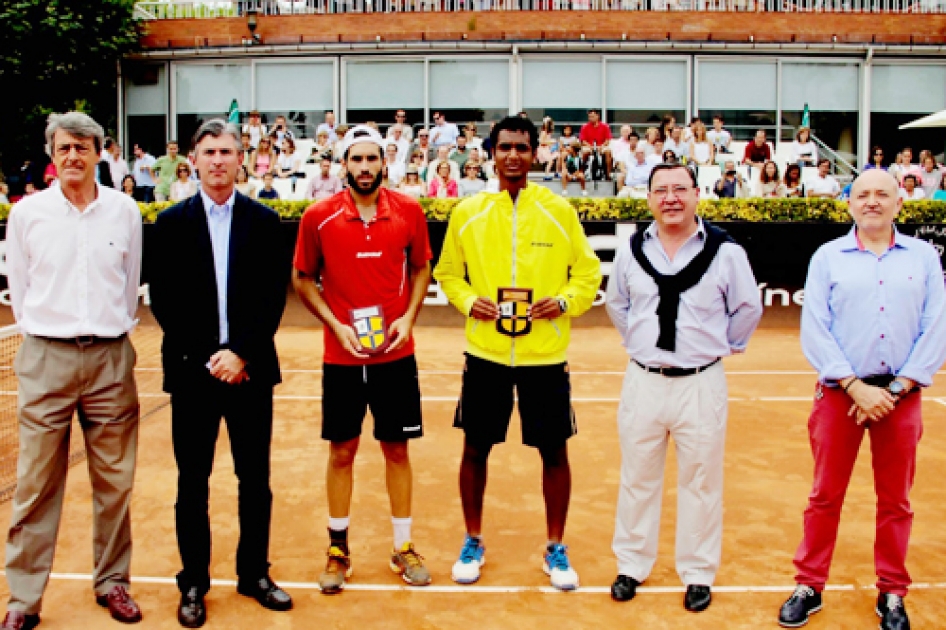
392, 517, 412, 549
328, 516, 350, 532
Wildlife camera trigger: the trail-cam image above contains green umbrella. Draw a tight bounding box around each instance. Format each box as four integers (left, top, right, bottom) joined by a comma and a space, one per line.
801, 103, 810, 128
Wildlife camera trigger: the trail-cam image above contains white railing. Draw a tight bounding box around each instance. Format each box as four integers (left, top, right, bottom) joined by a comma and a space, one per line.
134, 0, 946, 18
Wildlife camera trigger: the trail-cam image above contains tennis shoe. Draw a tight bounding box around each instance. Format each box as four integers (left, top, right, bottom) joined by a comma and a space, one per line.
390, 542, 432, 586
319, 545, 352, 594
543, 543, 579, 591
452, 535, 485, 584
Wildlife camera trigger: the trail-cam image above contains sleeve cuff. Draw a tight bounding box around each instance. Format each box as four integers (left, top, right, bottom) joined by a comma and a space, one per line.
895, 368, 932, 389
819, 363, 856, 384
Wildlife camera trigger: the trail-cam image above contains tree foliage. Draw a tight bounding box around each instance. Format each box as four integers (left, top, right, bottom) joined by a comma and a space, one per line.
0, 0, 141, 174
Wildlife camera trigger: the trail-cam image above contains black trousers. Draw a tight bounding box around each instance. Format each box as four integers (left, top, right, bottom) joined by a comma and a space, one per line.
171, 374, 274, 595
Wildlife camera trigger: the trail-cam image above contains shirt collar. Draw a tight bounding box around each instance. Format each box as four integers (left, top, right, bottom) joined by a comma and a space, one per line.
843, 225, 906, 252
342, 187, 391, 222
200, 188, 235, 218
644, 216, 706, 242
55, 181, 102, 216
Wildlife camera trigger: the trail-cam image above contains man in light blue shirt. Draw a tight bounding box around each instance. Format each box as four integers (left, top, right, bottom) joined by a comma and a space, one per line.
778, 170, 946, 630
605, 164, 762, 613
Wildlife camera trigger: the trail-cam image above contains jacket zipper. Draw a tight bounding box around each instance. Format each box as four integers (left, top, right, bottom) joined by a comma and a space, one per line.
510, 195, 518, 367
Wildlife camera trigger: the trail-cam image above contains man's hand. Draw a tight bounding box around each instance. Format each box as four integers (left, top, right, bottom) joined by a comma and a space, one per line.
209, 350, 248, 385
385, 315, 413, 353
530, 297, 563, 320
331, 322, 369, 359
470, 297, 500, 321
846, 380, 896, 424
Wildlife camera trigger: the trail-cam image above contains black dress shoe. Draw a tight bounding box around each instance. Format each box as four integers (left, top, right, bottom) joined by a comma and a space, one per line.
778, 584, 822, 628
177, 587, 206, 629
876, 593, 911, 630
684, 584, 712, 612
611, 575, 640, 602
237, 575, 293, 612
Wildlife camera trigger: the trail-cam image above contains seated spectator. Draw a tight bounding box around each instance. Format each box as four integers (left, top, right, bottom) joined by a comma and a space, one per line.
450, 135, 473, 171
887, 151, 905, 182
428, 161, 458, 198
121, 174, 136, 198
276, 137, 304, 191
647, 140, 664, 166
257, 171, 279, 200
331, 124, 350, 162
743, 129, 772, 170
662, 149, 679, 164
610, 125, 634, 166
411, 128, 435, 164
659, 115, 676, 143
317, 110, 338, 143
305, 156, 344, 200
688, 121, 714, 169
755, 161, 786, 197
459, 162, 486, 197
714, 161, 750, 199
44, 161, 57, 187
427, 145, 460, 184
463, 122, 483, 151
783, 163, 804, 198
308, 130, 331, 162
791, 127, 818, 169
430, 111, 460, 149
683, 117, 699, 143
409, 150, 428, 180
537, 117, 560, 180
899, 174, 926, 201
398, 165, 425, 199
384, 143, 406, 186
235, 165, 256, 199
386, 109, 414, 142
617, 147, 653, 191
240, 132, 254, 169
0, 182, 9, 204
250, 137, 276, 178
242, 110, 267, 149
706, 116, 732, 155
556, 124, 577, 172
269, 115, 294, 149
863, 145, 886, 171
805, 158, 840, 199
169, 162, 197, 202
639, 127, 660, 157
579, 108, 613, 179
560, 142, 587, 197
387, 125, 411, 163
919, 154, 944, 198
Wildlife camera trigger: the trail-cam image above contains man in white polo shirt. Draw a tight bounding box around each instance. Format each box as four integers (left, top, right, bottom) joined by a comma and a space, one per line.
806, 158, 841, 199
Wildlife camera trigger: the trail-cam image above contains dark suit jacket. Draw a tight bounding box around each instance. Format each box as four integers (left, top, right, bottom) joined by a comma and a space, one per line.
150, 191, 290, 393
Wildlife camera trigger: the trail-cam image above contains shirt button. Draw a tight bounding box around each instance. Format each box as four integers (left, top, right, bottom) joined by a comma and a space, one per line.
881, 361, 886, 366
881, 334, 885, 339
880, 307, 884, 312
879, 280, 883, 285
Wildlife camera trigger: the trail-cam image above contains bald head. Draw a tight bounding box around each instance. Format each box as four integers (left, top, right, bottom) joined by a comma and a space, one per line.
850, 169, 899, 198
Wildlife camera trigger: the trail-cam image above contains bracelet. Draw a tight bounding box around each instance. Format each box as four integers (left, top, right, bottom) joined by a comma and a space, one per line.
843, 378, 858, 394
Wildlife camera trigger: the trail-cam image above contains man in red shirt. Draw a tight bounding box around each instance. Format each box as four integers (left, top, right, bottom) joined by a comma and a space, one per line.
579, 108, 614, 180
742, 129, 772, 171
292, 125, 433, 594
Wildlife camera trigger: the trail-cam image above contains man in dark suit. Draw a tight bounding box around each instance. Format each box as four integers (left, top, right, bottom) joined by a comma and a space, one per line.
149, 119, 292, 628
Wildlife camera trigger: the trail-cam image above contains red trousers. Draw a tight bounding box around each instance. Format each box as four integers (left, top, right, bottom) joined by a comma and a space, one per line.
793, 384, 922, 597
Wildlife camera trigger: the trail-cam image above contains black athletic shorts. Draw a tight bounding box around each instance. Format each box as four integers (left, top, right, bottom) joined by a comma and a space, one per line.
453, 353, 576, 449
322, 355, 423, 443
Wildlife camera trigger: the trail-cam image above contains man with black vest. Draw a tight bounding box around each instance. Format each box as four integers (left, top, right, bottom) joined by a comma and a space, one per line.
604, 163, 763, 613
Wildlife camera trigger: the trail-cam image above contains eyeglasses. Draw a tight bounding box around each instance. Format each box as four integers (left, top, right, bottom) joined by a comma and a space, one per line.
651, 185, 693, 198
418, 134, 429, 138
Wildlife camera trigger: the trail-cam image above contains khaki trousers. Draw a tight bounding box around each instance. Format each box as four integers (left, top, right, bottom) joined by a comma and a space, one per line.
612, 360, 728, 586
5, 335, 139, 614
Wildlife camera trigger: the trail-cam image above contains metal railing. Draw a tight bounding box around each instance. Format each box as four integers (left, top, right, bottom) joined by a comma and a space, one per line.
134, 0, 946, 18
811, 134, 859, 181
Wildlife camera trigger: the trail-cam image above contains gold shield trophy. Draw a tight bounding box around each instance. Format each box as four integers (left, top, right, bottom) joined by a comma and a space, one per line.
350, 305, 389, 354
496, 287, 533, 337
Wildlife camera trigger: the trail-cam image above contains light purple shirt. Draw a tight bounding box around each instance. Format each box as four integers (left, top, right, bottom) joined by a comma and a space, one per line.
306, 174, 344, 201
605, 219, 763, 368
801, 227, 946, 387
200, 189, 234, 345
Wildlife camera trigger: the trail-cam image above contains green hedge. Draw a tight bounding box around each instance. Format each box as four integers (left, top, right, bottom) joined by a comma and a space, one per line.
2, 198, 945, 223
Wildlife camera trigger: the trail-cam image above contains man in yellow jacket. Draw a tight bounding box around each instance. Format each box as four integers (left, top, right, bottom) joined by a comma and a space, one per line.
433, 116, 601, 591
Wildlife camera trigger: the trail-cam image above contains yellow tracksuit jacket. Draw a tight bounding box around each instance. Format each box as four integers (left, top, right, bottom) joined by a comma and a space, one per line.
433, 183, 602, 366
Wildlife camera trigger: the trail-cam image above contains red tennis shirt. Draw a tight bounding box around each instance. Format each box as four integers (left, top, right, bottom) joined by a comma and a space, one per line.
294, 188, 432, 366
579, 122, 613, 146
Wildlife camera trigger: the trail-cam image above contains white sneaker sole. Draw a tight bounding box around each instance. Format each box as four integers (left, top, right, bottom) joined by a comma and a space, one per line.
319, 565, 353, 594
390, 560, 432, 586
543, 562, 579, 591
452, 557, 486, 584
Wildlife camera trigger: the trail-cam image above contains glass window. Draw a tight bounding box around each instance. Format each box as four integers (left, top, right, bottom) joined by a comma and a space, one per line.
256, 62, 333, 112
125, 64, 167, 116
429, 60, 509, 127
871, 64, 946, 113
607, 60, 687, 111
175, 63, 251, 114
781, 62, 858, 112
346, 61, 424, 110
523, 60, 602, 130
698, 61, 776, 141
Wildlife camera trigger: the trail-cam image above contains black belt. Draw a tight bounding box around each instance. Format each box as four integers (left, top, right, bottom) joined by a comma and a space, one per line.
633, 358, 720, 378
36, 333, 126, 347
860, 374, 896, 388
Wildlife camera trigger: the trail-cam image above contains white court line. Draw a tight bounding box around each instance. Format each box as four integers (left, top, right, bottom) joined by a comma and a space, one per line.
23, 572, 946, 594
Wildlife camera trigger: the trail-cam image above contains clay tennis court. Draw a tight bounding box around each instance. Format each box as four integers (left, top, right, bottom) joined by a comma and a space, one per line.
0, 322, 944, 629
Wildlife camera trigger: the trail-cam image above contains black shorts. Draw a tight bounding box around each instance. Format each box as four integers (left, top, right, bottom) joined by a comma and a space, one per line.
453, 353, 576, 449
322, 355, 423, 443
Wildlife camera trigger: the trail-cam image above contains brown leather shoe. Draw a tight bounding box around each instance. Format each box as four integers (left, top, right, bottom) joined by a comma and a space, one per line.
0, 611, 40, 630
95, 585, 142, 624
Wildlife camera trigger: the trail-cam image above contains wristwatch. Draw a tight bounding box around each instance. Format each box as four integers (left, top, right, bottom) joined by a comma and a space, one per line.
887, 380, 905, 401
556, 297, 568, 314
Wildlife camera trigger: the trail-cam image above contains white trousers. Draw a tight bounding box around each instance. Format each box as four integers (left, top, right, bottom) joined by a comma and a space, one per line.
612, 360, 728, 586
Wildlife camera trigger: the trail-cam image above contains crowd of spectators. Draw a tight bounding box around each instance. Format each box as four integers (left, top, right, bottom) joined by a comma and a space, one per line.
2, 107, 944, 205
